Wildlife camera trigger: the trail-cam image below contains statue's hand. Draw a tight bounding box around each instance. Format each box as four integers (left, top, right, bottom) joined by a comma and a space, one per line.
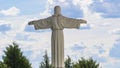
28, 21, 35, 25
79, 19, 87, 24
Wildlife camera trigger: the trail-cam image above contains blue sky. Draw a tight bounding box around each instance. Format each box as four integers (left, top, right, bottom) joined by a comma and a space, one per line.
0, 0, 120, 68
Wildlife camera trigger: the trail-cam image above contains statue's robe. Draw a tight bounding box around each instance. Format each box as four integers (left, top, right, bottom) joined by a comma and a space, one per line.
31, 15, 85, 67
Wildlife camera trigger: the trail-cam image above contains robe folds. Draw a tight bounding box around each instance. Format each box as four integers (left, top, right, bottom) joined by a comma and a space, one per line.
31, 15, 86, 68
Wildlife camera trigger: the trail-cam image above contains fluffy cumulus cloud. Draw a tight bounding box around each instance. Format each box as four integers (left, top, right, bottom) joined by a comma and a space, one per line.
24, 25, 37, 32
0, 0, 120, 68
39, 0, 83, 18
69, 42, 105, 58
80, 24, 91, 30
0, 20, 12, 34
24, 0, 120, 68
71, 43, 86, 50
0, 7, 20, 16
109, 38, 120, 59
110, 28, 120, 35
90, 0, 120, 18
0, 24, 11, 33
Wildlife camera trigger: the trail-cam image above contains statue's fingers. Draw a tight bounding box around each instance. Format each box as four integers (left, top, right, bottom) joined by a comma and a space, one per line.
80, 19, 87, 24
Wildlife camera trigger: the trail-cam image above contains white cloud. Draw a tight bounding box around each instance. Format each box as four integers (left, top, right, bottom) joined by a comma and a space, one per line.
34, 0, 120, 68
109, 39, 120, 59
110, 28, 120, 35
39, 9, 51, 18
0, 19, 12, 24
72, 0, 102, 21
89, 0, 120, 18
101, 22, 111, 27
58, 0, 66, 2
0, 7, 20, 16
0, 0, 120, 68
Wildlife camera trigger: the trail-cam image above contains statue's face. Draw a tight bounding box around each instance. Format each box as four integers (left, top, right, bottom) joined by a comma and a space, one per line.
54, 6, 61, 15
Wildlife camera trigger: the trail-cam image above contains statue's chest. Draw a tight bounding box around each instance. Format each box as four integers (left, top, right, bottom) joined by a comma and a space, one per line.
51, 16, 62, 23
51, 16, 63, 29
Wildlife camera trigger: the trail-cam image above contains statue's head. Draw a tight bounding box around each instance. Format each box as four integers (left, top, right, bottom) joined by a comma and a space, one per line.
54, 6, 61, 15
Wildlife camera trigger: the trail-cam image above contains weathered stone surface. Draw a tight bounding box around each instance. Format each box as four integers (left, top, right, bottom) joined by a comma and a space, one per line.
28, 5, 87, 68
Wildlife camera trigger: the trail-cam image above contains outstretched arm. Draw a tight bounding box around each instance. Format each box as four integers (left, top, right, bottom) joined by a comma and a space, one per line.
63, 16, 87, 29
28, 18, 51, 30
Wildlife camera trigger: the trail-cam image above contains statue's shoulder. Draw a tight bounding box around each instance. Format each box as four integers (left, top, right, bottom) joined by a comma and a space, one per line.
46, 16, 53, 20
60, 15, 69, 19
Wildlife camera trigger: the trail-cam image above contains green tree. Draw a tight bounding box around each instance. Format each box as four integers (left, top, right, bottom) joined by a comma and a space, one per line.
0, 61, 9, 68
73, 57, 100, 68
39, 51, 52, 68
2, 42, 32, 68
65, 56, 72, 68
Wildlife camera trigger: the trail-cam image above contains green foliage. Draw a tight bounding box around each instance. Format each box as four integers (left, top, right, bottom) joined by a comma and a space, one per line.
73, 57, 100, 68
65, 56, 72, 68
40, 52, 100, 68
0, 61, 9, 68
0, 42, 101, 68
2, 42, 32, 68
39, 51, 53, 68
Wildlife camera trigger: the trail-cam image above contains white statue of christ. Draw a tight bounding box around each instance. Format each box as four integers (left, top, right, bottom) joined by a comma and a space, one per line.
28, 6, 87, 68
